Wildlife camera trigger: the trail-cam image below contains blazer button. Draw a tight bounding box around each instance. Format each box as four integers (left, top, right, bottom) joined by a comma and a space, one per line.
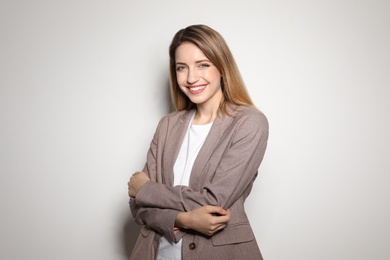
189, 242, 196, 250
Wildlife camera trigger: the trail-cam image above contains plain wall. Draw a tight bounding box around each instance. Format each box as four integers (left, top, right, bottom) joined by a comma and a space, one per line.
0, 0, 389, 259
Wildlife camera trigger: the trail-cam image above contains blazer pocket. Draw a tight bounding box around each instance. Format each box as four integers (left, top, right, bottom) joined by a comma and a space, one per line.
211, 223, 254, 246
140, 225, 151, 237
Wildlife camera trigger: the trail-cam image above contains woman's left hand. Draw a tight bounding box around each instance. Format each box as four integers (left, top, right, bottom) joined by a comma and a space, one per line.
175, 205, 230, 236
128, 171, 150, 198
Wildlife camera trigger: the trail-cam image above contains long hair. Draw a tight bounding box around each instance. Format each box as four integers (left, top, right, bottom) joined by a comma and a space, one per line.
169, 24, 254, 114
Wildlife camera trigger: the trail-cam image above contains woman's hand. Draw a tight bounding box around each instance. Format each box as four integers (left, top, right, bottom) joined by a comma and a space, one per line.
128, 171, 150, 198
175, 205, 230, 236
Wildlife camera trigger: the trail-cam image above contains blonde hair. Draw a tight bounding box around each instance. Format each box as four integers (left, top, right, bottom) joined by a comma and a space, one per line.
169, 24, 254, 114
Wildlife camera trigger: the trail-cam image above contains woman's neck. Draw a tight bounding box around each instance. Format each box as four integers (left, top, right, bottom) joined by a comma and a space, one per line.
193, 105, 219, 125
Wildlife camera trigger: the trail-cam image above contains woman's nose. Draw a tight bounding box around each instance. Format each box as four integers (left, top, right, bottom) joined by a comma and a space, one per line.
186, 68, 199, 84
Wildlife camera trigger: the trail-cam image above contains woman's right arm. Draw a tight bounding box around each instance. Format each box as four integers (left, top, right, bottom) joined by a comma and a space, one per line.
129, 117, 182, 242
131, 198, 230, 241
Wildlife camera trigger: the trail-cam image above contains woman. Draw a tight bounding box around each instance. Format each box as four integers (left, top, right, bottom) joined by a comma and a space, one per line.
128, 24, 268, 260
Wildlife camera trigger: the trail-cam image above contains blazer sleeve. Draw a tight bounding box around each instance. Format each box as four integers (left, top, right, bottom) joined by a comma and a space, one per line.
130, 198, 180, 242
135, 111, 269, 212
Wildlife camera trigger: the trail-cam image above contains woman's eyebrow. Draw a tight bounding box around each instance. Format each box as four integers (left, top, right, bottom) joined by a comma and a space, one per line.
176, 59, 211, 65
195, 59, 211, 63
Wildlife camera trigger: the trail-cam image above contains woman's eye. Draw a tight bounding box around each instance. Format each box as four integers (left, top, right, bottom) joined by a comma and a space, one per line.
176, 66, 186, 71
199, 63, 210, 68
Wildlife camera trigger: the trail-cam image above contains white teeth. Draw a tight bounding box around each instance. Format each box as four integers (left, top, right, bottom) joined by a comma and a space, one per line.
190, 86, 205, 91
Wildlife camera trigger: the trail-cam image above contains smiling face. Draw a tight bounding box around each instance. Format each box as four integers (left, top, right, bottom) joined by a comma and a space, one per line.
175, 42, 223, 110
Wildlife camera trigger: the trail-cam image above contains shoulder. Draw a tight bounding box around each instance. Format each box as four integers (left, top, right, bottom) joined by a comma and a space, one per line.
154, 109, 193, 133
230, 105, 268, 130
220, 105, 269, 148
158, 109, 192, 124
226, 105, 269, 144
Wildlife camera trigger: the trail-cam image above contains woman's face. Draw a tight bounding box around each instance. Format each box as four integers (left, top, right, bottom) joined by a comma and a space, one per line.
175, 42, 223, 109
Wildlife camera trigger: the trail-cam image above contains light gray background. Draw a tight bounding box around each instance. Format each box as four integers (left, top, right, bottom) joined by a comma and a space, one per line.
1, 0, 389, 259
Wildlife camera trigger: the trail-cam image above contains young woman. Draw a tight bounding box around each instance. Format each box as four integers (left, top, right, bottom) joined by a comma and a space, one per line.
128, 24, 269, 260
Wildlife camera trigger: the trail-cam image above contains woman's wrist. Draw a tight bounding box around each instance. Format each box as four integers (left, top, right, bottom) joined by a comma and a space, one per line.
175, 211, 191, 229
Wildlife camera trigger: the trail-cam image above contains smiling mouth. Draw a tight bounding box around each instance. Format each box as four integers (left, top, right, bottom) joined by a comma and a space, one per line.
188, 85, 206, 94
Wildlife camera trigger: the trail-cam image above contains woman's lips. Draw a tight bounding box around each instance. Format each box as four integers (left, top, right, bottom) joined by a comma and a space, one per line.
188, 84, 206, 94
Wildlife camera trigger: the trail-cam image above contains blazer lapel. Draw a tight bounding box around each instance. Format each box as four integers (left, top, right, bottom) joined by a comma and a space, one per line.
189, 109, 236, 189
163, 110, 194, 187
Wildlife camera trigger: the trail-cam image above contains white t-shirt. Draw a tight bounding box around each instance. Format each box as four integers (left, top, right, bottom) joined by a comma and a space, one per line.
157, 113, 213, 260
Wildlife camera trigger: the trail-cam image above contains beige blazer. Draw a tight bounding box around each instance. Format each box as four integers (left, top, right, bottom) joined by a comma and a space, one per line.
130, 105, 269, 260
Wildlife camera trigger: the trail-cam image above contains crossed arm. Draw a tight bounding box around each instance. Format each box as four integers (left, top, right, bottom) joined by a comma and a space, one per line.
128, 172, 230, 237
